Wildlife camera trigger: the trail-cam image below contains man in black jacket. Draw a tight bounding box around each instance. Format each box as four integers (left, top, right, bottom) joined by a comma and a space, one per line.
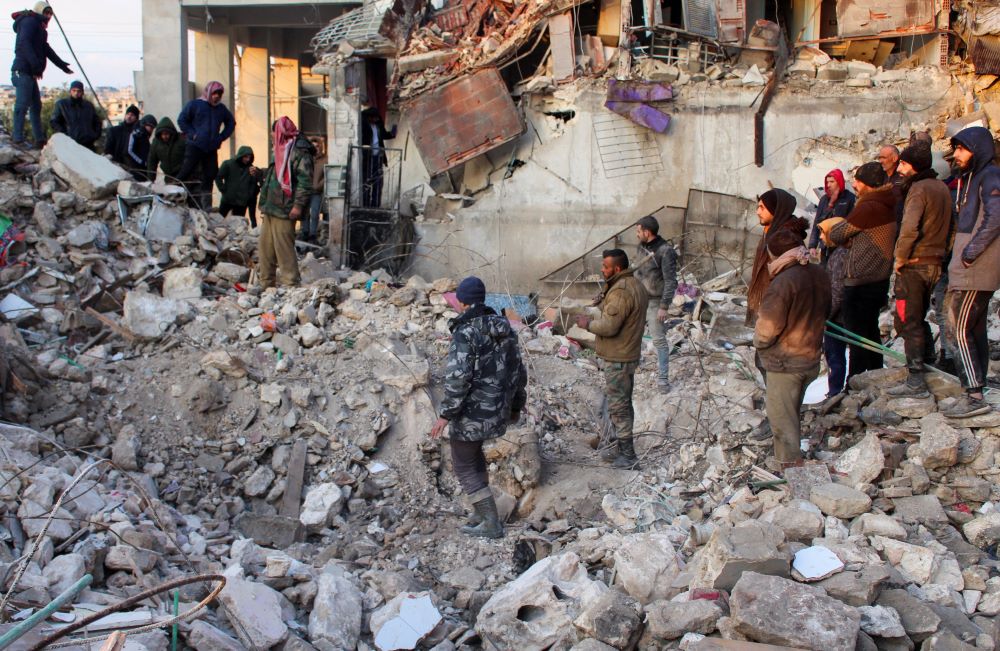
126, 115, 157, 181
360, 107, 396, 207
50, 81, 100, 150
106, 104, 139, 165
10, 2, 72, 148
633, 215, 678, 393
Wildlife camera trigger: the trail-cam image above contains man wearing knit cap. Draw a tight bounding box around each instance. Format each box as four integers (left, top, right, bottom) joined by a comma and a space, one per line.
577, 249, 648, 468
633, 215, 678, 393
50, 81, 101, 150
10, 1, 73, 149
886, 142, 952, 398
754, 229, 831, 469
430, 277, 527, 538
106, 104, 140, 166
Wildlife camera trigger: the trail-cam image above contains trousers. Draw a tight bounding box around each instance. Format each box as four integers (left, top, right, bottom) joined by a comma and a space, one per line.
893, 264, 939, 372
645, 303, 669, 384
449, 439, 490, 501
258, 213, 299, 288
604, 361, 638, 441
177, 145, 218, 209
945, 289, 992, 391
11, 71, 42, 144
842, 279, 889, 378
823, 333, 847, 397
765, 364, 819, 463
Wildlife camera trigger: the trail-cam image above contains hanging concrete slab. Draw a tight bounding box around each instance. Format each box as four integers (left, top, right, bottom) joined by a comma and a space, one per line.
836, 0, 936, 38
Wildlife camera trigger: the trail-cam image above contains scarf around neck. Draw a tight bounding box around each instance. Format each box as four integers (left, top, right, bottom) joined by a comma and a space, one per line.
767, 245, 811, 277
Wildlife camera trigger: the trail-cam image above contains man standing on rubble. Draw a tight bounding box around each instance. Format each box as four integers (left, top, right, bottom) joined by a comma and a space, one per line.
754, 229, 831, 470
106, 104, 139, 166
885, 142, 952, 398
126, 115, 157, 181
10, 1, 72, 149
577, 249, 648, 468
256, 116, 312, 288
941, 126, 1000, 418
177, 81, 236, 209
147, 117, 185, 182
216, 146, 262, 227
430, 277, 528, 539
880, 144, 905, 225
49, 81, 100, 150
633, 215, 677, 393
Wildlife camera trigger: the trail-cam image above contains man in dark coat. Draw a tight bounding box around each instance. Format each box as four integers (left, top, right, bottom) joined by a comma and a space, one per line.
633, 215, 678, 393
216, 145, 262, 227
106, 104, 140, 166
430, 277, 527, 539
177, 81, 236, 209
10, 2, 72, 148
147, 117, 185, 181
360, 107, 396, 207
126, 115, 157, 181
49, 80, 100, 150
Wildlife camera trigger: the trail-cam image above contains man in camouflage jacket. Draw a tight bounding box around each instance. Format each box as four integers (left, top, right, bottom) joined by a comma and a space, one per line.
430, 277, 528, 538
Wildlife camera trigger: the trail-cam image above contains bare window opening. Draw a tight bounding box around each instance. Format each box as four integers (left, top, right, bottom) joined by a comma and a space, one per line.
543, 110, 577, 122
516, 605, 548, 622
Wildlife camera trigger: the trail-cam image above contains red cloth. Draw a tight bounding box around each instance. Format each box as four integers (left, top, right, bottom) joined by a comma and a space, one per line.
825, 169, 846, 195
273, 116, 299, 198
201, 81, 224, 101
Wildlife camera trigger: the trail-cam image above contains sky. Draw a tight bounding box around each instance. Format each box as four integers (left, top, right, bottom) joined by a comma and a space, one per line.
0, 0, 142, 88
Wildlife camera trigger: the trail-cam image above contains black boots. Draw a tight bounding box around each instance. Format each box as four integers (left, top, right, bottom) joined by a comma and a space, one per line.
461, 497, 503, 539
611, 437, 640, 469
886, 370, 930, 398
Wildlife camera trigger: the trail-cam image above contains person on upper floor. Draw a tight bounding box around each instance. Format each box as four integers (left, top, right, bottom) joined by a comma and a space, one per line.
49, 80, 101, 150
10, 2, 72, 149
106, 104, 140, 166
176, 81, 236, 208
147, 117, 185, 181
807, 169, 856, 260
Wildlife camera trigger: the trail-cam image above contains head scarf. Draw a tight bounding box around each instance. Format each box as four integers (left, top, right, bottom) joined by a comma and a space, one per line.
201, 81, 224, 102
825, 169, 845, 196
273, 116, 299, 198
747, 188, 797, 324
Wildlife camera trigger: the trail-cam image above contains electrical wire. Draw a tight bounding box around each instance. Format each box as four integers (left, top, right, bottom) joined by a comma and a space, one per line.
48, 2, 111, 127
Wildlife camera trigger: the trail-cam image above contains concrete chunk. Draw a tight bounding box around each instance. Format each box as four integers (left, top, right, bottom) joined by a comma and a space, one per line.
809, 483, 872, 518
219, 576, 290, 650
690, 521, 790, 592
877, 589, 941, 639
613, 533, 682, 604
41, 133, 130, 199
645, 600, 723, 641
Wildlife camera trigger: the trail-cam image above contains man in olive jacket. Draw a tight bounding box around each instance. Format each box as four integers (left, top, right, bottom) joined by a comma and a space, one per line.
257, 117, 313, 288
147, 117, 185, 182
216, 145, 262, 226
579, 249, 648, 468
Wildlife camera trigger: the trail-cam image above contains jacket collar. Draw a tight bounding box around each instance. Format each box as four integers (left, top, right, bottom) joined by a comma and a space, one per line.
603, 268, 635, 293
448, 303, 495, 332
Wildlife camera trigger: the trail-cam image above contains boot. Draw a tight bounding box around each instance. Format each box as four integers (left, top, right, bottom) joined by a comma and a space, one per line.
886, 370, 930, 398
943, 392, 992, 418
611, 437, 640, 469
461, 497, 503, 539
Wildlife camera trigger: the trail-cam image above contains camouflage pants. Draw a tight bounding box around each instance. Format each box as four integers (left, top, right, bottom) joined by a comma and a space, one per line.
604, 361, 638, 441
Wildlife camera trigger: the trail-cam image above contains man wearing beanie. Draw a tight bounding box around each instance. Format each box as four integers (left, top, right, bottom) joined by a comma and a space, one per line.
50, 80, 101, 150
754, 229, 831, 469
828, 161, 897, 378
126, 114, 158, 181
633, 215, 678, 393
430, 277, 527, 538
106, 104, 140, 166
886, 142, 952, 398
577, 249, 648, 468
10, 1, 72, 149
940, 127, 1000, 418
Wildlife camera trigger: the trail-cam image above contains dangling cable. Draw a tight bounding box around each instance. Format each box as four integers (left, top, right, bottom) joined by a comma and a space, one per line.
47, 2, 112, 128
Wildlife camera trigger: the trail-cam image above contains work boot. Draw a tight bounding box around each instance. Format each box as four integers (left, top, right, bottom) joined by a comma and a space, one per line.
461, 497, 503, 539
611, 437, 640, 469
657, 380, 671, 394
943, 393, 992, 418
886, 372, 930, 398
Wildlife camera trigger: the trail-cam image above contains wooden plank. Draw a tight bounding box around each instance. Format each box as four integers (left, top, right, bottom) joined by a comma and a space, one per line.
84, 307, 137, 343
279, 439, 308, 519
843, 39, 881, 62
873, 40, 895, 67
100, 631, 127, 651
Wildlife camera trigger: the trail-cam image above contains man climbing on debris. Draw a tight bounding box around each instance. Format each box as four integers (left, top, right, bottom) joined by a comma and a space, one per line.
49, 81, 100, 150
941, 126, 1000, 418
126, 115, 157, 181
633, 215, 677, 393
177, 81, 236, 209
886, 142, 952, 398
430, 277, 528, 539
147, 117, 185, 183
256, 116, 312, 288
216, 146, 262, 228
106, 104, 139, 166
754, 229, 831, 470
10, 1, 72, 149
577, 249, 648, 468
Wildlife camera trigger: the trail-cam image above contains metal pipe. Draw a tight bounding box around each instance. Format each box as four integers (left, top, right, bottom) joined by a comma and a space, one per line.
0, 574, 93, 649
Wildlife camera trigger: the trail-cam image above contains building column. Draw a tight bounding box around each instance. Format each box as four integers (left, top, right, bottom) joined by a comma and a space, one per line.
235, 46, 271, 177
271, 58, 300, 128
318, 61, 362, 267
140, 0, 187, 123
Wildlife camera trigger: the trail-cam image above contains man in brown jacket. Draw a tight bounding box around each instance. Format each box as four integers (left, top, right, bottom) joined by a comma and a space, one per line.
579, 249, 649, 468
887, 143, 953, 397
754, 230, 831, 468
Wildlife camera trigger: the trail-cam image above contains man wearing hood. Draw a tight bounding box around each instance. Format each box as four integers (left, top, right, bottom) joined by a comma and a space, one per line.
10, 2, 72, 148
50, 80, 100, 150
216, 146, 262, 227
577, 249, 649, 468
886, 143, 953, 398
147, 117, 185, 181
126, 114, 157, 181
807, 169, 856, 260
429, 277, 528, 539
828, 162, 898, 378
754, 229, 831, 469
177, 81, 236, 209
257, 117, 313, 288
747, 189, 809, 325
107, 104, 140, 166
942, 127, 1000, 417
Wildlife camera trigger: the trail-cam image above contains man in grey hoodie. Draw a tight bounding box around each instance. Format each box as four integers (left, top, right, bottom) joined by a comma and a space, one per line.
943, 127, 1000, 417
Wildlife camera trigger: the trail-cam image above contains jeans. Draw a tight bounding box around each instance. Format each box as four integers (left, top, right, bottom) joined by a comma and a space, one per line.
823, 333, 847, 396
645, 303, 670, 383
893, 264, 939, 373
11, 71, 43, 144
300, 193, 322, 238
842, 279, 890, 379
765, 364, 819, 463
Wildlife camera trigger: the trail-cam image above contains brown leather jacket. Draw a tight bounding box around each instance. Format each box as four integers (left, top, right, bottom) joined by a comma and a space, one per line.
754, 263, 831, 373
588, 268, 649, 363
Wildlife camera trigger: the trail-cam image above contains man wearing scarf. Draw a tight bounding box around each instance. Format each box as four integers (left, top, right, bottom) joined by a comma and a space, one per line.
754, 229, 831, 469
807, 169, 856, 260
885, 143, 953, 398
177, 81, 236, 209
256, 116, 313, 288
746, 188, 809, 325
828, 162, 898, 378
941, 127, 1000, 418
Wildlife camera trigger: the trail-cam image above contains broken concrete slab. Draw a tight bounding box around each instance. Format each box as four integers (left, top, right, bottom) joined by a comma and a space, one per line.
142, 203, 186, 242
162, 267, 204, 300
909, 414, 960, 469
187, 621, 245, 651
962, 513, 1000, 549
219, 575, 291, 650
613, 532, 682, 604
572, 589, 643, 648
892, 495, 949, 527
859, 605, 906, 638
690, 521, 790, 592
41, 133, 130, 199
759, 501, 824, 543
834, 432, 884, 486
877, 589, 942, 639
815, 564, 891, 606
309, 561, 363, 651
122, 290, 192, 339
644, 599, 723, 641
810, 483, 872, 518
873, 536, 938, 585
299, 483, 344, 530
234, 513, 303, 549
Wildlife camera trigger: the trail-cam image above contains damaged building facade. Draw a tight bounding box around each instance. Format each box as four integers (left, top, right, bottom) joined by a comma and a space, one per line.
311, 0, 969, 291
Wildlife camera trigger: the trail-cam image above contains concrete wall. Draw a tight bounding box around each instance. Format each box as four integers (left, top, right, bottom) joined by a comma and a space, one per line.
389, 70, 960, 292
139, 0, 186, 122
234, 47, 271, 167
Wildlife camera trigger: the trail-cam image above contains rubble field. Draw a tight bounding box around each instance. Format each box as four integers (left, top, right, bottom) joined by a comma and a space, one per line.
2, 133, 1000, 651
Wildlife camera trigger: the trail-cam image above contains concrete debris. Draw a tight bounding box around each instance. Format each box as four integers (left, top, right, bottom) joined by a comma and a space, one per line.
41, 133, 130, 199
